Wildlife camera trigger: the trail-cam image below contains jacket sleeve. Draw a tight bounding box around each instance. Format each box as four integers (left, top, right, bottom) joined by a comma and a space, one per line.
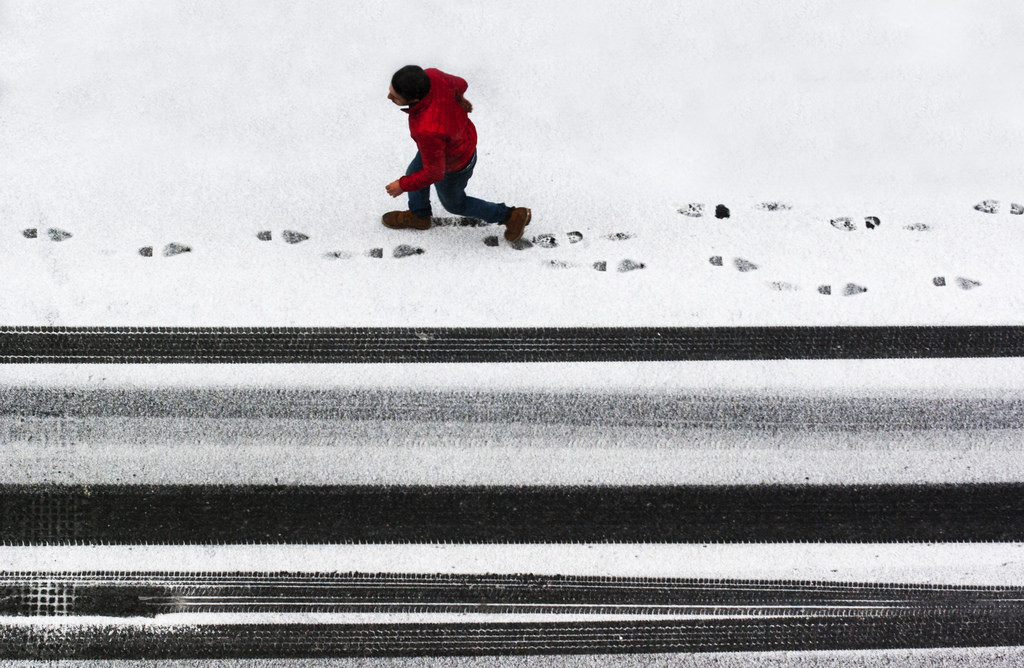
398, 133, 447, 192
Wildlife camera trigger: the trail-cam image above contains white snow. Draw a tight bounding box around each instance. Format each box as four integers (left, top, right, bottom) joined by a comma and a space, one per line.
1, 0, 1023, 326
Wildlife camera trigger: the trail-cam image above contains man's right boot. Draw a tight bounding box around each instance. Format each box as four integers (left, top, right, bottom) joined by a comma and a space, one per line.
382, 210, 431, 230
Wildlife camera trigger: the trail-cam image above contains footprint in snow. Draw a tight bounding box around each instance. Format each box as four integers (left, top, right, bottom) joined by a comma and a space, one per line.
1012, 203, 1023, 215
603, 232, 634, 241
709, 256, 724, 266
483, 235, 501, 247
393, 244, 424, 258
618, 259, 645, 272
164, 243, 191, 257
282, 230, 309, 244
734, 258, 758, 272
756, 202, 792, 212
367, 248, 384, 258
904, 223, 930, 232
324, 250, 353, 260
533, 234, 558, 248
509, 238, 534, 251
567, 231, 584, 244
975, 200, 1000, 214
768, 281, 798, 292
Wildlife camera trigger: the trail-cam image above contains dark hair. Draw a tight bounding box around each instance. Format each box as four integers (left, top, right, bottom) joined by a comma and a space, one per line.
391, 65, 430, 102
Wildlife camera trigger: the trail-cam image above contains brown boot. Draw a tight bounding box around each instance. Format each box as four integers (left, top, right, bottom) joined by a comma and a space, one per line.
502, 207, 532, 242
382, 210, 431, 230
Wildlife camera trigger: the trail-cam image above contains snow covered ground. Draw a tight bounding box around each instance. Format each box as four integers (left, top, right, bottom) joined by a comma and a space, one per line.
1, 0, 1023, 327
3, 3, 1024, 659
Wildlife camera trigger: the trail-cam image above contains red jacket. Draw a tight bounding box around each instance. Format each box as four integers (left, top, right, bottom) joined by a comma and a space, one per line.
398, 68, 478, 193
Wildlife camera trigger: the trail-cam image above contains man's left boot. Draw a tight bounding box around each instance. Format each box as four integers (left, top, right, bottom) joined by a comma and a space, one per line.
382, 210, 431, 230
502, 207, 532, 242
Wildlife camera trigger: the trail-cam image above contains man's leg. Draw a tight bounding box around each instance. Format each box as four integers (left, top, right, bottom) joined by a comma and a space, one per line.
434, 153, 510, 224
405, 152, 432, 219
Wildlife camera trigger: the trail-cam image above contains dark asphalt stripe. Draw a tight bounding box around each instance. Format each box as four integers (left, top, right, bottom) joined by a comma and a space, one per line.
6, 387, 1024, 430
2, 616, 1023, 657
3, 572, 1023, 618
2, 326, 1024, 362
3, 484, 1022, 544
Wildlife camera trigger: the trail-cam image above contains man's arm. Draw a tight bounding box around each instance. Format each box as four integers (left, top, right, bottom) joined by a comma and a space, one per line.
395, 134, 447, 194
438, 70, 472, 112
437, 70, 468, 96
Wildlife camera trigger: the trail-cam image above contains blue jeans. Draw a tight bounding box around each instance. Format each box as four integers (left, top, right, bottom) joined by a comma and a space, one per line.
406, 151, 510, 224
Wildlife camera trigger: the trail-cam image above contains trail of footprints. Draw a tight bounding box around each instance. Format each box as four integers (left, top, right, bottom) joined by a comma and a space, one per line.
256, 229, 421, 260
15, 199, 1014, 287
710, 254, 871, 296
693, 201, 1004, 294
483, 229, 645, 272
710, 258, 981, 296
15, 220, 641, 270
246, 223, 645, 271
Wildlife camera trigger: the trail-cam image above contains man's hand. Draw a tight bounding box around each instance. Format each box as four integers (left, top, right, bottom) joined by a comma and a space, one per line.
457, 95, 473, 113
386, 180, 404, 198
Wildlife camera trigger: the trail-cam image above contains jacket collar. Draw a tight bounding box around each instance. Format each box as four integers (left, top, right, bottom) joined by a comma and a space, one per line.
401, 83, 434, 116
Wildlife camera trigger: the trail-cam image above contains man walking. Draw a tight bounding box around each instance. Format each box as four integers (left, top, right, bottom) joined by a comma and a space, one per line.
384, 65, 531, 242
